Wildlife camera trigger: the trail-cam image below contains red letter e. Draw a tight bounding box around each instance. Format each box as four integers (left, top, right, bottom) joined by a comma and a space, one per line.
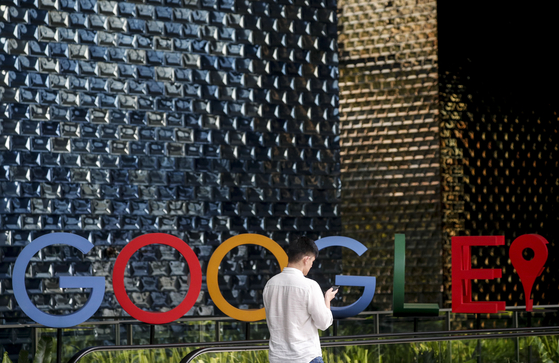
452, 236, 506, 313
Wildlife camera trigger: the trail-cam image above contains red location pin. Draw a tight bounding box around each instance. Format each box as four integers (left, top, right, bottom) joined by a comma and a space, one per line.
509, 234, 548, 311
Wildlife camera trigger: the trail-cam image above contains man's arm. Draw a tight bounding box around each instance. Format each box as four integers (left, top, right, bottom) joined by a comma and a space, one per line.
324, 287, 337, 309
308, 282, 337, 330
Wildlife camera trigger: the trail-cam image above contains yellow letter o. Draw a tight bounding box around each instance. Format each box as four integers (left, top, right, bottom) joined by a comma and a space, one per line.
206, 234, 288, 321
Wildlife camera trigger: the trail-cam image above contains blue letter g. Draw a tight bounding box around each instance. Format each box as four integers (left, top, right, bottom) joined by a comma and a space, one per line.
315, 236, 376, 319
12, 233, 105, 328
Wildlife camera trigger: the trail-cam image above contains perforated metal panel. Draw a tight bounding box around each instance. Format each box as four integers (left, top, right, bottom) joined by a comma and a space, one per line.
337, 0, 442, 309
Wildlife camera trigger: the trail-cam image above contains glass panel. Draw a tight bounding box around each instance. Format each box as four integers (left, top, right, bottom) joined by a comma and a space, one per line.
61, 324, 119, 361
247, 321, 270, 340
131, 324, 151, 345
219, 321, 246, 341
517, 311, 559, 329
153, 322, 216, 344
34, 328, 57, 362
450, 311, 515, 331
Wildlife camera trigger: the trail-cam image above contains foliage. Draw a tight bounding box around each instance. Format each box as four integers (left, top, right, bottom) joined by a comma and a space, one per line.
192, 350, 269, 363
10, 327, 559, 363
77, 347, 195, 363
525, 335, 559, 363
480, 338, 516, 363
323, 345, 378, 363
1, 347, 30, 363
34, 336, 55, 363
17, 350, 29, 363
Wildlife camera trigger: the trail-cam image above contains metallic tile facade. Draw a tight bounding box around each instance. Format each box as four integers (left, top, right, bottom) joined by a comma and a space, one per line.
440, 70, 559, 307
337, 0, 442, 308
0, 0, 341, 323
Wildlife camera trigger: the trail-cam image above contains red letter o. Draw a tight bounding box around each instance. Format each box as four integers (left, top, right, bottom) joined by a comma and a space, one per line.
113, 233, 202, 324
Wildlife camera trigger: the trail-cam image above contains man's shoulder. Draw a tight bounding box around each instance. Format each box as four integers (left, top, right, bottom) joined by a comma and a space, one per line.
264, 271, 288, 286
264, 270, 311, 288
304, 276, 322, 290
265, 272, 281, 284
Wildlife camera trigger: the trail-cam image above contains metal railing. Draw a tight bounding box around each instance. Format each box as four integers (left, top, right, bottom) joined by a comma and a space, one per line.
2, 305, 559, 363
64, 325, 559, 363
180, 326, 559, 363
66, 339, 269, 363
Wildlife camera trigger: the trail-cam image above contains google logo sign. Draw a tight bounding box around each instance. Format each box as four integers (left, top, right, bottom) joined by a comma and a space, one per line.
12, 233, 376, 328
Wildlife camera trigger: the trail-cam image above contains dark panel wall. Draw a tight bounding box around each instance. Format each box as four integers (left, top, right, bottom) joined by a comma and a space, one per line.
0, 0, 341, 324
439, 1, 559, 307
438, 1, 559, 106
440, 71, 559, 307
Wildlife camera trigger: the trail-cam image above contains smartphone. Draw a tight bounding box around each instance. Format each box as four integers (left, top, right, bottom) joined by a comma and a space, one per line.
331, 285, 339, 292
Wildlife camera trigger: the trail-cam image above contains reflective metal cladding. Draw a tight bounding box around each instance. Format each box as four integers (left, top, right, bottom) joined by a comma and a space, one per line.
0, 0, 342, 319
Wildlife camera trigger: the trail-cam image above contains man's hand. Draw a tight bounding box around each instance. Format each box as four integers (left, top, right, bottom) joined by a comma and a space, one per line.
324, 287, 338, 309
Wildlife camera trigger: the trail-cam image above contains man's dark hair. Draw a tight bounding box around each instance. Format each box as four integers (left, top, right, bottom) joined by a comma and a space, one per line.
287, 236, 319, 263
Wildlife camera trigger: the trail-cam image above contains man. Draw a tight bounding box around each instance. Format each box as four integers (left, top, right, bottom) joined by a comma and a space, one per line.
263, 236, 338, 363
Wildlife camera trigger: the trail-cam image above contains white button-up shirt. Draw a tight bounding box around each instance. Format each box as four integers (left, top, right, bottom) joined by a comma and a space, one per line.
263, 267, 333, 363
